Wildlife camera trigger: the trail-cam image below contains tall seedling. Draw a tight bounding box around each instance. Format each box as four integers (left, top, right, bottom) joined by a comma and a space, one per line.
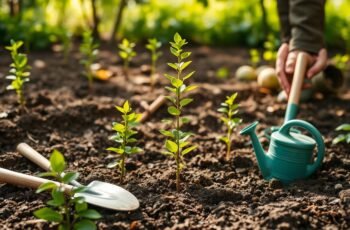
118, 38, 136, 78
218, 92, 242, 160
5, 40, 31, 108
34, 150, 101, 229
161, 33, 197, 192
107, 101, 142, 183
146, 38, 162, 89
80, 30, 99, 89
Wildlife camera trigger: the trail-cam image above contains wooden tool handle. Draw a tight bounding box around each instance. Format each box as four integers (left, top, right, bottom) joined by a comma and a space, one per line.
288, 52, 308, 105
0, 167, 73, 192
17, 143, 51, 171
140, 95, 166, 122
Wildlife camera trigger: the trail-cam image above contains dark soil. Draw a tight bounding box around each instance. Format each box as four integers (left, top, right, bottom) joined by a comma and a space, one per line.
0, 44, 350, 229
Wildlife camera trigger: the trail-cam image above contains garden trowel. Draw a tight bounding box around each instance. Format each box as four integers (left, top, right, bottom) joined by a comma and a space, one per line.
15, 143, 139, 211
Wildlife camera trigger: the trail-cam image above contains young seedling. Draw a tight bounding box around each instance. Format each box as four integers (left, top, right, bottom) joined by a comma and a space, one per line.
146, 38, 162, 88
107, 100, 142, 183
5, 40, 31, 107
34, 150, 101, 229
118, 38, 136, 78
218, 92, 242, 160
60, 30, 72, 63
250, 49, 260, 68
332, 124, 350, 145
80, 30, 99, 89
263, 34, 278, 65
161, 33, 197, 192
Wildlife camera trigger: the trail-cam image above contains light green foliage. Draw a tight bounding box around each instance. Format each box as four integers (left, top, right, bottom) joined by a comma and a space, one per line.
59, 29, 72, 63
34, 150, 101, 230
146, 38, 162, 88
263, 34, 278, 65
332, 54, 350, 72
332, 124, 350, 145
250, 49, 260, 68
5, 40, 31, 106
218, 92, 242, 160
161, 33, 197, 192
216, 67, 229, 79
118, 38, 136, 77
80, 30, 99, 88
107, 101, 142, 183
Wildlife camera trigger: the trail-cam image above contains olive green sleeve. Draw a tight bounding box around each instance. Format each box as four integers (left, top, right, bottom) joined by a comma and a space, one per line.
277, 0, 291, 44
289, 0, 325, 54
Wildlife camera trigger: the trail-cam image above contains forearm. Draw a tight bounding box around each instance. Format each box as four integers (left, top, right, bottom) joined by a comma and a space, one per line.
289, 0, 325, 54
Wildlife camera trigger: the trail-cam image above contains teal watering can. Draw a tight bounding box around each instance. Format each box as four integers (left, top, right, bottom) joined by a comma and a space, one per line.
241, 52, 325, 183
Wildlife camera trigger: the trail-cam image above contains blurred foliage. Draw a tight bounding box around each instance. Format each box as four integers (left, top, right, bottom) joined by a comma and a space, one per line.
0, 0, 349, 50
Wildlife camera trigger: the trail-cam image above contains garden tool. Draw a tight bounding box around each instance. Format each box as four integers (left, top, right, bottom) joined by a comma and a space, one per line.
240, 52, 326, 183
16, 143, 139, 211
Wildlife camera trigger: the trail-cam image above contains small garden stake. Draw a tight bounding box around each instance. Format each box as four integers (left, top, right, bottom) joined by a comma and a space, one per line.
118, 38, 136, 78
5, 40, 31, 108
107, 101, 142, 183
80, 30, 99, 89
218, 92, 242, 160
34, 150, 101, 230
332, 124, 350, 145
146, 38, 162, 89
161, 33, 197, 192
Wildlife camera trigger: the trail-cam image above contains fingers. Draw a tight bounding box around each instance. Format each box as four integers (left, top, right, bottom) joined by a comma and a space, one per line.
285, 51, 298, 74
307, 48, 328, 78
276, 43, 291, 94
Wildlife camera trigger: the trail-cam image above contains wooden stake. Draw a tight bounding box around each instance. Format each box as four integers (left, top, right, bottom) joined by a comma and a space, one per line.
140, 95, 166, 123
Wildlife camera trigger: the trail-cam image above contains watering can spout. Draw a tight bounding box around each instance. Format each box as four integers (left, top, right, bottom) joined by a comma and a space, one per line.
240, 121, 270, 179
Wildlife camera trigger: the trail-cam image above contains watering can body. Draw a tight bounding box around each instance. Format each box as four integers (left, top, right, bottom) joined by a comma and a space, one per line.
240, 119, 325, 183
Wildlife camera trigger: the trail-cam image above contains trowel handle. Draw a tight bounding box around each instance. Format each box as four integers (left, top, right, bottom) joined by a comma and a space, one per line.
0, 167, 73, 192
285, 52, 309, 121
288, 52, 308, 105
17, 143, 51, 171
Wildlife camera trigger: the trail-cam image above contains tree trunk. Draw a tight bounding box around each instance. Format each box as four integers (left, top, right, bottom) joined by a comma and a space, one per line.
109, 0, 127, 43
8, 0, 16, 17
259, 0, 268, 42
91, 0, 100, 39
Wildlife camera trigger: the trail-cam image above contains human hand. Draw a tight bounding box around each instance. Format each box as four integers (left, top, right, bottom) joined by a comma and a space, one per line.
275, 43, 328, 95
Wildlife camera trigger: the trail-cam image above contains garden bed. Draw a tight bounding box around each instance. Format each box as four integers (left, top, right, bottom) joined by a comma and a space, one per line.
0, 44, 349, 229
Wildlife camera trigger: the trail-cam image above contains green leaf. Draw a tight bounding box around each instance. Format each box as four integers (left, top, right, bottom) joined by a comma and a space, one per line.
332, 134, 346, 145
165, 86, 176, 93
180, 98, 193, 107
78, 209, 101, 219
37, 172, 58, 178
115, 106, 124, 113
184, 85, 198, 93
50, 150, 66, 173
220, 136, 229, 144
180, 61, 192, 71
36, 182, 57, 193
34, 207, 63, 222
218, 107, 228, 113
123, 101, 130, 113
75, 201, 88, 212
168, 106, 180, 116
167, 63, 178, 70
171, 78, 183, 88
51, 189, 65, 206
346, 134, 350, 143
165, 96, 176, 105
183, 71, 195, 80
182, 145, 197, 155
336, 124, 350, 131
113, 123, 125, 132
174, 33, 182, 44
180, 117, 191, 124
63, 172, 79, 184
106, 147, 124, 154
74, 219, 96, 230
166, 140, 178, 153
180, 52, 191, 59
107, 160, 120, 168
164, 73, 176, 81
160, 130, 174, 138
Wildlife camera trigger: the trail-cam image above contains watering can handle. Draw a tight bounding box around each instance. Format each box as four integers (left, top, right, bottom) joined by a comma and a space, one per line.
280, 119, 325, 177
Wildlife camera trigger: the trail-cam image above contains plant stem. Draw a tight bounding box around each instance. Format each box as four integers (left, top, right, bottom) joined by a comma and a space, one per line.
120, 110, 128, 183
226, 128, 232, 160
175, 55, 182, 192
120, 153, 125, 183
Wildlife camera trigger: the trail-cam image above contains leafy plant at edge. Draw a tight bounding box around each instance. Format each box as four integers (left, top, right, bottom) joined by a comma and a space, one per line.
218, 92, 242, 160
146, 38, 162, 89
332, 124, 350, 145
34, 150, 101, 230
118, 38, 136, 78
80, 30, 99, 89
161, 32, 198, 192
107, 100, 142, 183
5, 40, 31, 107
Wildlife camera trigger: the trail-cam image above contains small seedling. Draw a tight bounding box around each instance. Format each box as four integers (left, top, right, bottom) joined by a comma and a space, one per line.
250, 49, 260, 68
263, 34, 278, 65
118, 38, 136, 77
107, 100, 142, 183
80, 30, 99, 88
59, 30, 72, 63
5, 40, 31, 107
332, 124, 350, 145
146, 38, 162, 88
218, 92, 242, 160
161, 33, 197, 192
34, 150, 101, 229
